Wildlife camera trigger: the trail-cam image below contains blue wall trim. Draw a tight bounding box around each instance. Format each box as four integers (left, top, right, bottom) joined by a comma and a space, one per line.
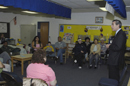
0, 0, 71, 18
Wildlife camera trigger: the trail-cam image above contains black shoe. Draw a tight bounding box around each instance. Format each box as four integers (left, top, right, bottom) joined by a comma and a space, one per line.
89, 65, 92, 69
60, 63, 63, 65
55, 56, 58, 61
94, 65, 97, 69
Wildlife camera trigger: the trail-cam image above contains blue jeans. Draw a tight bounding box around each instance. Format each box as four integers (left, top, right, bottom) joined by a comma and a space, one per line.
89, 53, 99, 66
57, 49, 65, 63
0, 52, 11, 63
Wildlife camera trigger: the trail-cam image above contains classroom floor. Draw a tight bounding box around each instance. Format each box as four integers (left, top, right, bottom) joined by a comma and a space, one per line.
13, 58, 130, 86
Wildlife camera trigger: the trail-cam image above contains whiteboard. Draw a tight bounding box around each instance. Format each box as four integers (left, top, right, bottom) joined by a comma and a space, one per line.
0, 23, 7, 33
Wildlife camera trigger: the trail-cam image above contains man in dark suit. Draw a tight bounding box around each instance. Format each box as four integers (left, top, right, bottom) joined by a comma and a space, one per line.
106, 19, 126, 82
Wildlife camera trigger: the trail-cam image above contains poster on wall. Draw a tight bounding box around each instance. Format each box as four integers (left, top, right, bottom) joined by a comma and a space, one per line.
63, 33, 74, 43
124, 26, 129, 30
78, 35, 91, 40
0, 23, 7, 33
67, 26, 71, 29
86, 26, 102, 30
60, 25, 64, 32
124, 31, 129, 35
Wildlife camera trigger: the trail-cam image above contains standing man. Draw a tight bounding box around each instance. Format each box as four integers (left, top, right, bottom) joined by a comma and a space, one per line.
106, 19, 126, 82
55, 36, 66, 65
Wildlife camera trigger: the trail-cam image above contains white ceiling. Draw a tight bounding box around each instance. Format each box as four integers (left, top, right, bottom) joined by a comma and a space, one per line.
49, 0, 130, 12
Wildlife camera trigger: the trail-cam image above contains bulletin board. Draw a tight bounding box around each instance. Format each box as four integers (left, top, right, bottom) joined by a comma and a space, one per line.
0, 22, 10, 38
59, 24, 130, 47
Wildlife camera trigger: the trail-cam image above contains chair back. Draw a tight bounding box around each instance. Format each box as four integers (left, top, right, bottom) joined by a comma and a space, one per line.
23, 78, 48, 86
11, 48, 20, 55
51, 44, 56, 53
67, 43, 75, 54
119, 65, 127, 82
1, 71, 22, 86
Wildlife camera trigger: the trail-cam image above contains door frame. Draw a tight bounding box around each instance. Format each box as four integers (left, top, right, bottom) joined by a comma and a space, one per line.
37, 22, 50, 41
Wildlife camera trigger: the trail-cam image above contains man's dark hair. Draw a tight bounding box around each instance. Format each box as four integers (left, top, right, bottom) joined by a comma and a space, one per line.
48, 41, 51, 44
85, 37, 90, 41
112, 19, 122, 28
31, 49, 46, 63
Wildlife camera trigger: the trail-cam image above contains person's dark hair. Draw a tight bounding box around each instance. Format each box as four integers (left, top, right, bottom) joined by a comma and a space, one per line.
112, 19, 122, 28
32, 36, 41, 44
2, 41, 8, 44
85, 37, 90, 41
31, 49, 46, 63
58, 36, 61, 38
94, 38, 98, 42
75, 41, 78, 44
48, 41, 51, 44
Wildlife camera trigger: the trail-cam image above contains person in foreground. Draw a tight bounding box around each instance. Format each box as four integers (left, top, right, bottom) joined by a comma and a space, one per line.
26, 49, 57, 86
106, 19, 126, 82
73, 38, 86, 69
55, 36, 66, 64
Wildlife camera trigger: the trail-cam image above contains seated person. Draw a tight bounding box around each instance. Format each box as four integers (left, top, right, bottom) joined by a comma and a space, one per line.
0, 48, 10, 64
1, 41, 14, 54
1, 41, 20, 55
26, 49, 57, 86
55, 36, 66, 65
73, 39, 86, 69
82, 37, 92, 61
99, 38, 107, 55
0, 34, 5, 44
31, 36, 43, 53
43, 42, 54, 55
89, 39, 101, 68
99, 38, 107, 64
0, 61, 11, 72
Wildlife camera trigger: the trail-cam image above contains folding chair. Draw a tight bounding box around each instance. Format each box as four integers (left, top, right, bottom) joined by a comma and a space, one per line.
23, 78, 48, 86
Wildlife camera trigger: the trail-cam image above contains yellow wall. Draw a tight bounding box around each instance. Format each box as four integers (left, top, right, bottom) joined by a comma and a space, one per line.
59, 25, 130, 47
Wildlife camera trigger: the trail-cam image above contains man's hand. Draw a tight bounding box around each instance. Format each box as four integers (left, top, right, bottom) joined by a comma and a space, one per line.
81, 51, 84, 53
106, 44, 111, 48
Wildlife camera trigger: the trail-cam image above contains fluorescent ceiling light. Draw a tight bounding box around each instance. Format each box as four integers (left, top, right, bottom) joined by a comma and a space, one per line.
0, 6, 8, 9
99, 7, 107, 11
126, 6, 130, 7
22, 11, 38, 14
87, 0, 104, 1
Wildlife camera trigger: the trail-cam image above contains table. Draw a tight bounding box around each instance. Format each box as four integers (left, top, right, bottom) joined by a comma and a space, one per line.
11, 54, 32, 75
